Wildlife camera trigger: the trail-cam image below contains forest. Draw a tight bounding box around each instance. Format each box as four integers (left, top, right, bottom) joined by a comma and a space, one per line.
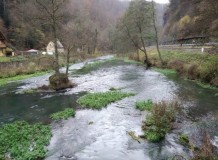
163, 0, 218, 40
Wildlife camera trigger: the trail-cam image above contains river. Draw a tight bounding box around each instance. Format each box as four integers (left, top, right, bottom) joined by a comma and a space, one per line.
0, 55, 217, 160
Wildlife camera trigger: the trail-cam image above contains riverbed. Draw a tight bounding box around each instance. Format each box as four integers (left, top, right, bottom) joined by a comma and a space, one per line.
0, 56, 217, 160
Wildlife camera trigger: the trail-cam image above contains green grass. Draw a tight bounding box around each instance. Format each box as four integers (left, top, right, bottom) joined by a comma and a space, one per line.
135, 99, 153, 111
153, 68, 177, 76
0, 71, 49, 86
0, 121, 51, 160
196, 81, 218, 90
0, 57, 11, 62
50, 108, 76, 120
77, 91, 135, 109
178, 134, 189, 146
75, 59, 114, 74
125, 49, 218, 87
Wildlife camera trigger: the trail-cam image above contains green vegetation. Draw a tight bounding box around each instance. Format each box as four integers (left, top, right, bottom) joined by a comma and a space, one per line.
0, 121, 51, 160
127, 49, 218, 87
21, 88, 38, 94
142, 101, 178, 142
77, 91, 135, 109
178, 134, 190, 146
135, 99, 153, 111
196, 81, 218, 90
0, 56, 27, 62
50, 108, 76, 120
75, 61, 105, 74
0, 71, 49, 86
153, 68, 177, 76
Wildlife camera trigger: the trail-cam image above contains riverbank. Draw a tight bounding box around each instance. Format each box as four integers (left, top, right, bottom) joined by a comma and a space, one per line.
0, 52, 104, 86
123, 49, 218, 88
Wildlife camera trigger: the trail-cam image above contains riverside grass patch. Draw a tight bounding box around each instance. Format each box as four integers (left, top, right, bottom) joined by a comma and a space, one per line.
0, 121, 52, 160
77, 91, 135, 109
135, 99, 153, 111
50, 108, 76, 120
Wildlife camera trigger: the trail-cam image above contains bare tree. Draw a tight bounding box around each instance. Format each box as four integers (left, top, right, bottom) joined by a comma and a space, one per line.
120, 0, 153, 68
152, 0, 163, 66
35, 0, 67, 76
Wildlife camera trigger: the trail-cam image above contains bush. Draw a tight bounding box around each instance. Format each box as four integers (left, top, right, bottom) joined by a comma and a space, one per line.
77, 91, 135, 109
135, 99, 153, 111
192, 132, 217, 160
142, 101, 179, 142
0, 121, 51, 160
50, 108, 76, 120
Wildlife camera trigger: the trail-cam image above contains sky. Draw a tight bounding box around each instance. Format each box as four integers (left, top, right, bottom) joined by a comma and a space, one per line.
153, 0, 169, 4
122, 0, 170, 4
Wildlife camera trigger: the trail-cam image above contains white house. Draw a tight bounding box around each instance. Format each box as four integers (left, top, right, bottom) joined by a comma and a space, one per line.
46, 40, 65, 55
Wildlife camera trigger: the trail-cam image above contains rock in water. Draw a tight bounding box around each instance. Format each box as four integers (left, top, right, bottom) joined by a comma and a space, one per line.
49, 73, 74, 91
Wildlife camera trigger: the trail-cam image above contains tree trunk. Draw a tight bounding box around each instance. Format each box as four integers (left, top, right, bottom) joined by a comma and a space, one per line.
136, 49, 139, 61
152, 0, 163, 66
92, 28, 98, 55
66, 48, 70, 75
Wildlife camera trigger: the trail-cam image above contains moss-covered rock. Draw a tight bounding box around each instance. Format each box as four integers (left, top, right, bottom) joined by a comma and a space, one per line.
49, 73, 74, 90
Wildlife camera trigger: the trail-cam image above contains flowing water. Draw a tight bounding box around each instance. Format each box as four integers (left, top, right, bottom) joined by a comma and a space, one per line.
0, 55, 217, 160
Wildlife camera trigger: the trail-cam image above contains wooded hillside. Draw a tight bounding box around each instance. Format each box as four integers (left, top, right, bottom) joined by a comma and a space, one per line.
163, 0, 218, 40
0, 0, 129, 51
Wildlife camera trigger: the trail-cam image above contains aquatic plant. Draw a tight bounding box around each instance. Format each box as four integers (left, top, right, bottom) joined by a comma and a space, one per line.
77, 91, 135, 109
142, 101, 179, 142
178, 134, 190, 146
135, 99, 153, 111
21, 88, 38, 94
0, 121, 51, 160
50, 108, 76, 120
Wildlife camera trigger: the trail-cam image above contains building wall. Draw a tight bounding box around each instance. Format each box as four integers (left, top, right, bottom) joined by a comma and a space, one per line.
46, 41, 65, 54
0, 40, 6, 56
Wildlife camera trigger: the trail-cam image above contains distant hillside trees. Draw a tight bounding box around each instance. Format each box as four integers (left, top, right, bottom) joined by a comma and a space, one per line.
163, 0, 218, 40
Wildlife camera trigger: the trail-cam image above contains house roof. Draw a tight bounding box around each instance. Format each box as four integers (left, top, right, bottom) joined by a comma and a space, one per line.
0, 31, 6, 41
27, 49, 38, 52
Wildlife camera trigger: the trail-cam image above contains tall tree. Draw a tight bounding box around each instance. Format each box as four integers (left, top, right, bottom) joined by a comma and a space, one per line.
152, 0, 163, 65
118, 0, 154, 68
35, 0, 67, 76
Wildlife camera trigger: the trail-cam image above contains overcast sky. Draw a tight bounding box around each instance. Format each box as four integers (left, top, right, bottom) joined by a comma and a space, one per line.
121, 0, 169, 4
154, 0, 169, 4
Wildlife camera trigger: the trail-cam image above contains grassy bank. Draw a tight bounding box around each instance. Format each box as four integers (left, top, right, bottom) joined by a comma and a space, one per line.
0, 52, 105, 87
0, 71, 50, 86
124, 49, 218, 87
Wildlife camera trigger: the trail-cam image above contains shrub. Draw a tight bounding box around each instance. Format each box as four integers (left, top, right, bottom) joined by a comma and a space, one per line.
142, 101, 179, 142
77, 91, 135, 109
0, 121, 51, 160
192, 132, 217, 160
135, 99, 153, 111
